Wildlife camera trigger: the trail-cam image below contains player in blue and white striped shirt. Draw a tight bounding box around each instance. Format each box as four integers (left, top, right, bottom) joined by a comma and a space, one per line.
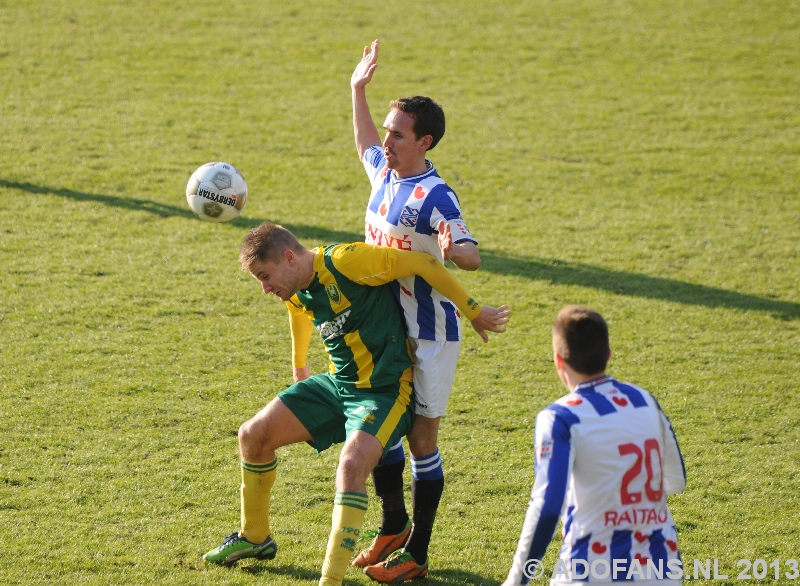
503, 306, 686, 586
350, 39, 494, 583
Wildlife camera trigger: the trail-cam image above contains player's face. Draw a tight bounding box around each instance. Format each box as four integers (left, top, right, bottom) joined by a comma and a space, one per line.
250, 254, 300, 302
382, 108, 429, 176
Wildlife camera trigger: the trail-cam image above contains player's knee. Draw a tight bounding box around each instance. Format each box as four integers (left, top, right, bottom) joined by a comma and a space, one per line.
407, 436, 437, 458
335, 452, 371, 491
238, 418, 268, 451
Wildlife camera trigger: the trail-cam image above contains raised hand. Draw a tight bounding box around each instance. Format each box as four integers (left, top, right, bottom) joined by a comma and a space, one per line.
351, 39, 379, 89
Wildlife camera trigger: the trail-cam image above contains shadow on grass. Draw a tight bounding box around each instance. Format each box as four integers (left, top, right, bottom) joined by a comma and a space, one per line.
480, 250, 800, 320
1, 178, 363, 242
239, 562, 496, 584
7, 179, 798, 320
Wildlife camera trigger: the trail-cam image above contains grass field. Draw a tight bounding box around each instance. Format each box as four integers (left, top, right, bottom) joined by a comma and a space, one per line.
1, 1, 799, 584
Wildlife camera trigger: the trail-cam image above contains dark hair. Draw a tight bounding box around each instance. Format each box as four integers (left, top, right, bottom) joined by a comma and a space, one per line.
389, 96, 446, 150
239, 222, 303, 270
552, 306, 610, 375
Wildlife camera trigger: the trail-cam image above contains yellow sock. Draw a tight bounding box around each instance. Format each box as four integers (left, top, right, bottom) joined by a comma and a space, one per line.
319, 491, 369, 586
239, 458, 277, 544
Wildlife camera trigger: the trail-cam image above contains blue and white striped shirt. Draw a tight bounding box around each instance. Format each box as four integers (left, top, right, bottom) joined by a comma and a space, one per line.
506, 376, 686, 585
362, 145, 477, 341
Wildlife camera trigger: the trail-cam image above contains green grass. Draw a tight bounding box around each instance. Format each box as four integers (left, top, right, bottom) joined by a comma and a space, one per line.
1, 0, 799, 584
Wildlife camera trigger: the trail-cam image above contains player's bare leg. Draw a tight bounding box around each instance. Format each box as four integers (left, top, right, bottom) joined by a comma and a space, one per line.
352, 439, 411, 568
204, 398, 312, 565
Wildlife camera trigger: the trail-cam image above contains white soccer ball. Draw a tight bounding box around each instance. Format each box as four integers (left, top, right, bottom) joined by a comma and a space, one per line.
186, 162, 248, 222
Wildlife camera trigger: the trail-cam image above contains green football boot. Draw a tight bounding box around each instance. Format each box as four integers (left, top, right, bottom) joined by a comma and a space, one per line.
203, 531, 278, 565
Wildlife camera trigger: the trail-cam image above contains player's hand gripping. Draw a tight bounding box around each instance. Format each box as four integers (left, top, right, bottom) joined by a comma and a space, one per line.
471, 304, 511, 343
437, 220, 481, 270
437, 219, 454, 262
351, 39, 379, 88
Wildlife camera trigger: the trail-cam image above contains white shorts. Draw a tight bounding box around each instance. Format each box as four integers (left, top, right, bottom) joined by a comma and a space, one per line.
409, 338, 461, 418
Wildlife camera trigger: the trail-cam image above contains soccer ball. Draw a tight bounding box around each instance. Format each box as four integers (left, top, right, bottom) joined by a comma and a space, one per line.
186, 162, 248, 222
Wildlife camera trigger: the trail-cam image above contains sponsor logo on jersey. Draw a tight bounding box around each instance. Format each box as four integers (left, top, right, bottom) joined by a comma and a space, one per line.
365, 223, 413, 250
399, 206, 419, 227
604, 507, 670, 527
317, 309, 351, 340
352, 405, 379, 414
326, 283, 341, 304
538, 438, 554, 460
362, 413, 376, 424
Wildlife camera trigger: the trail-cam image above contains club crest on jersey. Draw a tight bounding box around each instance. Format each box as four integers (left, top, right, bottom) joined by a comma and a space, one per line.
326, 283, 341, 304
399, 205, 419, 227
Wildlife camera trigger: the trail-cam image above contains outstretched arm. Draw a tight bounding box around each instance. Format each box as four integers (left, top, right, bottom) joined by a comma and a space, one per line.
392, 250, 509, 342
351, 39, 382, 160
329, 243, 510, 342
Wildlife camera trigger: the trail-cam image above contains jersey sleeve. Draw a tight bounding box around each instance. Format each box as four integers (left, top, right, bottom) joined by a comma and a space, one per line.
362, 145, 386, 184
391, 249, 482, 320
423, 185, 478, 245
329, 243, 483, 321
286, 297, 314, 369
505, 407, 576, 585
659, 406, 686, 496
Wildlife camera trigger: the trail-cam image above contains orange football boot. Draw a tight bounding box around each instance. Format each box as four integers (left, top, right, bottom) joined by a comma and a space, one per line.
351, 520, 412, 568
364, 550, 428, 583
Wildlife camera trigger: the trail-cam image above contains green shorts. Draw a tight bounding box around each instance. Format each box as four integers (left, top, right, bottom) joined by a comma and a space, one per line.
278, 370, 415, 458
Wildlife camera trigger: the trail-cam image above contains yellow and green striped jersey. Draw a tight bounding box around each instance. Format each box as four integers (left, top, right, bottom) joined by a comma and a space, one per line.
287, 242, 484, 389
286, 243, 413, 389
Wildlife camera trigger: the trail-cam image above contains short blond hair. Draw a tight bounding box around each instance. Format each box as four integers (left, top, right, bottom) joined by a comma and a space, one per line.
239, 222, 303, 270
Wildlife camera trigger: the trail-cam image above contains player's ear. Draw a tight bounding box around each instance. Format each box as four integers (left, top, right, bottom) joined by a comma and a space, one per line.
419, 134, 433, 151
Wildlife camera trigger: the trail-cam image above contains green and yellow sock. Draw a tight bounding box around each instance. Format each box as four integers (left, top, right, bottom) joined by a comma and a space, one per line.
319, 491, 369, 586
239, 458, 277, 544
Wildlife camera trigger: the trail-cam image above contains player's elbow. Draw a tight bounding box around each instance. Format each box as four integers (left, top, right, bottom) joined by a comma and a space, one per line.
454, 255, 481, 271
452, 245, 481, 271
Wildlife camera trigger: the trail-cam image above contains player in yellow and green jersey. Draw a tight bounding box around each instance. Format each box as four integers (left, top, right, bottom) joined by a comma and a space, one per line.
202, 222, 510, 586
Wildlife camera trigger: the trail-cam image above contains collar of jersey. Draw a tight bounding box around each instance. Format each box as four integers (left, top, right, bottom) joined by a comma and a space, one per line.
389, 159, 435, 183
573, 375, 614, 394
311, 248, 325, 269
298, 247, 325, 292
